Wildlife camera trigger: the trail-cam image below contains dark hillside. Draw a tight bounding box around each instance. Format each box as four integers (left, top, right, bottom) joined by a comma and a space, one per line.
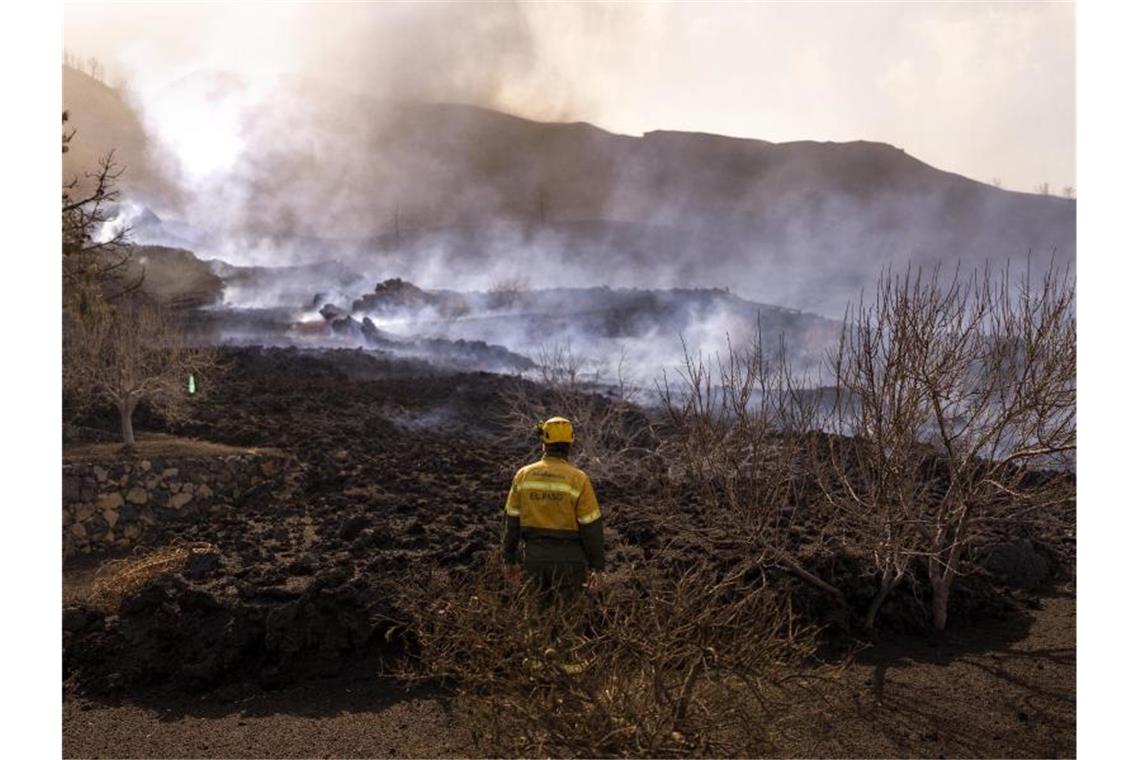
63, 69, 1075, 313
62, 66, 155, 198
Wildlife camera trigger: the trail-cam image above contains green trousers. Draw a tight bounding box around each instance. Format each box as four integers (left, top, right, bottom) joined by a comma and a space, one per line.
522, 557, 587, 603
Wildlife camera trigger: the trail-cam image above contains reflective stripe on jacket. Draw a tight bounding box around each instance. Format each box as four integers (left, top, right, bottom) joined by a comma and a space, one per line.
505, 455, 601, 533
502, 455, 604, 570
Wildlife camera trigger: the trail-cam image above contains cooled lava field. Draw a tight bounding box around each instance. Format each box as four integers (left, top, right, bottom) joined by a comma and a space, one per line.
63, 345, 1072, 698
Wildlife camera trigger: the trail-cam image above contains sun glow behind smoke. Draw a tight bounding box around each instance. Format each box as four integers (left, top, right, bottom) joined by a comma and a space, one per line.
144, 73, 265, 185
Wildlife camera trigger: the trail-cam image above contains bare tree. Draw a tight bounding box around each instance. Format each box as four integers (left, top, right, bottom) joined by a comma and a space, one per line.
63, 297, 221, 445
1036, 182, 1051, 196
826, 262, 1075, 630
86, 56, 104, 83
62, 112, 137, 311
1062, 186, 1075, 199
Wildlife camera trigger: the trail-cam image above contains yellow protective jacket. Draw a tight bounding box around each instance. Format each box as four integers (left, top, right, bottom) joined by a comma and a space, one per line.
502, 455, 604, 570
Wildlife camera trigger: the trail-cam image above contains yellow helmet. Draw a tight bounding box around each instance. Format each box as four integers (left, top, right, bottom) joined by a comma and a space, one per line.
537, 416, 574, 444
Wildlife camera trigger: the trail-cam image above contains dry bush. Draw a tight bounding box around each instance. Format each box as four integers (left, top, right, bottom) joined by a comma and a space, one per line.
824, 262, 1076, 629
656, 327, 845, 607
89, 541, 217, 613
488, 275, 530, 310
397, 558, 825, 757
498, 344, 659, 488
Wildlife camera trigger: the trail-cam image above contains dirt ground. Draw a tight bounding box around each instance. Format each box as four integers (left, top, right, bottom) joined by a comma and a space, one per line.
63, 433, 276, 462
62, 584, 1074, 758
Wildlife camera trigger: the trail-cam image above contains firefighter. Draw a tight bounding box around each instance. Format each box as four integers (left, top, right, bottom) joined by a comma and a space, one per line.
502, 416, 605, 597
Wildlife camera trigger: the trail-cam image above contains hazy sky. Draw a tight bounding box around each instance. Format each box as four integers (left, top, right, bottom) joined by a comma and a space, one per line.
64, 1, 1075, 193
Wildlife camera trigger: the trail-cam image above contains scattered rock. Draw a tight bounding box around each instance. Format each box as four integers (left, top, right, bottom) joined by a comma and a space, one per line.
183, 551, 222, 581
337, 515, 370, 541
63, 475, 82, 501
979, 539, 1051, 589
95, 492, 124, 511
63, 607, 89, 633
125, 487, 148, 505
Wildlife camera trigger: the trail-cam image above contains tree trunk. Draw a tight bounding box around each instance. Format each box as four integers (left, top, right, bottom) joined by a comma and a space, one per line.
863, 570, 903, 630
768, 546, 847, 608
119, 399, 136, 446
931, 574, 951, 631
930, 522, 966, 632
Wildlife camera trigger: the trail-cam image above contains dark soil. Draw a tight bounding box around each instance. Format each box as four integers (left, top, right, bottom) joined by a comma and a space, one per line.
62, 346, 1075, 757
62, 586, 1075, 758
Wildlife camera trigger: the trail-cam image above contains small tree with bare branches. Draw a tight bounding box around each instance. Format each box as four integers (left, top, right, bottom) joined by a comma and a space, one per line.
63, 297, 221, 445
825, 262, 1075, 630
62, 111, 136, 311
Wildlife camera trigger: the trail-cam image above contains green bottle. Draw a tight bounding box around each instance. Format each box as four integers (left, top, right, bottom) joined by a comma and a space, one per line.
188, 372, 197, 396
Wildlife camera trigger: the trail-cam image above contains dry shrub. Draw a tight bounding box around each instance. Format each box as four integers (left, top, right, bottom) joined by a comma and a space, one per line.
656, 328, 846, 607
488, 275, 530, 310
89, 541, 216, 613
498, 344, 659, 488
398, 558, 827, 757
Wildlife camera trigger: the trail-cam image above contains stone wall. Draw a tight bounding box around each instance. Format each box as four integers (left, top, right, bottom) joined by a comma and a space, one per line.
63, 453, 286, 557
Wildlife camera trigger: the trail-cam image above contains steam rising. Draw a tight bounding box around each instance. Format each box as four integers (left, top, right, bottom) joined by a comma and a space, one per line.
64, 2, 1075, 383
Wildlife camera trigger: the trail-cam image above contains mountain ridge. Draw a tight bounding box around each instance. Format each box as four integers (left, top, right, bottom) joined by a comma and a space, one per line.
63, 65, 1074, 314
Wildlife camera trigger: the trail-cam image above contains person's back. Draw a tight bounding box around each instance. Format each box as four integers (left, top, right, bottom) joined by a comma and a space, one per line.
502, 417, 604, 597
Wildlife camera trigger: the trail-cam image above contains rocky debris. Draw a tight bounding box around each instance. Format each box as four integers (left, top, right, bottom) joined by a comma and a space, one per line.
337, 515, 370, 541
313, 306, 535, 372
979, 539, 1054, 589
63, 606, 97, 633
318, 303, 349, 321
361, 316, 382, 340
351, 278, 438, 314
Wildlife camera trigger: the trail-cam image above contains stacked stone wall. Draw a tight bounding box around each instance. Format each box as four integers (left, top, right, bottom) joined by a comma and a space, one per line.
63, 453, 285, 557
